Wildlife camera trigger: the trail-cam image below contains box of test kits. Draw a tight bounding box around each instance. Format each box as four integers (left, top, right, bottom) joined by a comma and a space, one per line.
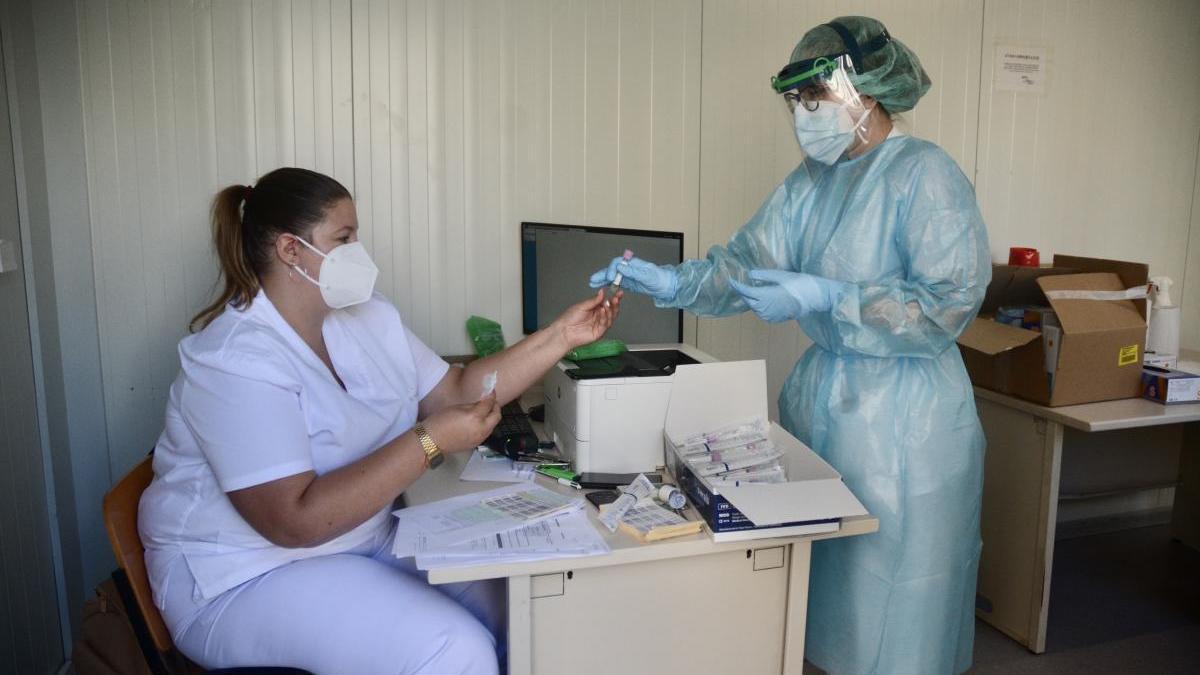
661, 360, 869, 542
1141, 366, 1200, 405
957, 255, 1150, 407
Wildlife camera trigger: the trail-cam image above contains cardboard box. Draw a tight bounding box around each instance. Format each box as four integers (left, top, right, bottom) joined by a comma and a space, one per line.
662, 360, 868, 542
957, 255, 1149, 407
1142, 366, 1200, 404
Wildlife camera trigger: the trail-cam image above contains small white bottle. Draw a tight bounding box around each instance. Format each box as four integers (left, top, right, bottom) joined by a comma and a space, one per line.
1147, 276, 1180, 363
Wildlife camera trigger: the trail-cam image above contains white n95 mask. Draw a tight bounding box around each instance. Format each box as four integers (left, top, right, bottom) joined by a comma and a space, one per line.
291, 236, 379, 309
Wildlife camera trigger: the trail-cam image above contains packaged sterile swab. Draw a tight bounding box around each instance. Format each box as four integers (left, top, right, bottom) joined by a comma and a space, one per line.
686, 443, 778, 467
680, 418, 769, 449
694, 451, 785, 477
681, 432, 772, 456
708, 466, 788, 487
682, 439, 775, 461
598, 474, 656, 532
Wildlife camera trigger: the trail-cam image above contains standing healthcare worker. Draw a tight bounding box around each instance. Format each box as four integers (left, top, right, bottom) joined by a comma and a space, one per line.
140, 167, 620, 673
591, 16, 990, 675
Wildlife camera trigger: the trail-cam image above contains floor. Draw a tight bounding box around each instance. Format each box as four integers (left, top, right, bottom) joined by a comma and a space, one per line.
970, 524, 1200, 674
806, 525, 1200, 674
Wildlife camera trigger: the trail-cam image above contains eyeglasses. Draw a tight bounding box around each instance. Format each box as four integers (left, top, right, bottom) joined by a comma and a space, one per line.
783, 85, 828, 113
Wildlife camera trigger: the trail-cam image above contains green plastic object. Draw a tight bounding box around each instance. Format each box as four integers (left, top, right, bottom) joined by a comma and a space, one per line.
466, 315, 506, 357
535, 465, 578, 482
566, 339, 627, 362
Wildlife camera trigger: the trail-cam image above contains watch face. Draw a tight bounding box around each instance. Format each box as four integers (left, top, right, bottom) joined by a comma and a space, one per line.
428, 452, 444, 469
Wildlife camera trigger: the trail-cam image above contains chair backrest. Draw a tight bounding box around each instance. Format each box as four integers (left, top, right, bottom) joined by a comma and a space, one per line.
103, 455, 175, 654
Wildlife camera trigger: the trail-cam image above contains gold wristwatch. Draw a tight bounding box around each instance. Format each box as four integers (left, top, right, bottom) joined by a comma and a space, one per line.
414, 424, 443, 469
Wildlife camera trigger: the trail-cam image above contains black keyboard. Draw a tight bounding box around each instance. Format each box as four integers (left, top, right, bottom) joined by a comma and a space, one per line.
484, 401, 539, 460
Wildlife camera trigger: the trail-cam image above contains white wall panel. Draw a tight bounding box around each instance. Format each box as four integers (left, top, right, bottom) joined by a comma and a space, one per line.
1184, 140, 1200, 352
78, 0, 702, 475
696, 0, 985, 419
976, 0, 1200, 351
348, 0, 702, 348
79, 0, 354, 475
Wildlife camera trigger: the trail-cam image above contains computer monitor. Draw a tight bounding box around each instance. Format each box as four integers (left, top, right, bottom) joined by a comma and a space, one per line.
521, 222, 684, 343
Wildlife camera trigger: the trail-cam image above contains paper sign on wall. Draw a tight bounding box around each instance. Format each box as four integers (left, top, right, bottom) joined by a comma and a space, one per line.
994, 45, 1047, 94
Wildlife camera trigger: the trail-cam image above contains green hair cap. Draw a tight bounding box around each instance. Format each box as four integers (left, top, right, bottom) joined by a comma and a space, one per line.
789, 16, 931, 113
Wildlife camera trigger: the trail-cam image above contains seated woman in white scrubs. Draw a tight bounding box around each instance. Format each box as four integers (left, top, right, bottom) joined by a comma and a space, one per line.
138, 167, 620, 673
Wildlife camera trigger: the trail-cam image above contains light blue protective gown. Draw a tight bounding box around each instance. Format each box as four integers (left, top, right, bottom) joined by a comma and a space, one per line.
659, 135, 991, 674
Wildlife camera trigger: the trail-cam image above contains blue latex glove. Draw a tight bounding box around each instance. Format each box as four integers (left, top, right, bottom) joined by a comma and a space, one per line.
728, 269, 850, 323
588, 256, 679, 301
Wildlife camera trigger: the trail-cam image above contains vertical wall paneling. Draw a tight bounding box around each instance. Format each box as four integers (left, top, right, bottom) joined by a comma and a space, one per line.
76, 0, 703, 475
405, 0, 432, 345
976, 0, 1200, 338
292, 0, 316, 169
548, 1, 586, 226
441, 0, 466, 352
1184, 131, 1200, 351
0, 13, 64, 670
79, 0, 354, 475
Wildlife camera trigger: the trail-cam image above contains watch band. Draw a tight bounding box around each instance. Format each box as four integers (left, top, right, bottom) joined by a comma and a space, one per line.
414, 423, 443, 469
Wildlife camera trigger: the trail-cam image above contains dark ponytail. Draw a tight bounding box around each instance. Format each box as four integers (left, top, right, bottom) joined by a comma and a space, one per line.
190, 168, 352, 331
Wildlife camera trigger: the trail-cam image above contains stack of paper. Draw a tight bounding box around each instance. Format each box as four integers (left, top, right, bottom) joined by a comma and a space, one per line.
392, 482, 609, 570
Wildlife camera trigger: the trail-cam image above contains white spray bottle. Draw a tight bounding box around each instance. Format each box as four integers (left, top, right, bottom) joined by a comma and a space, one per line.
1147, 276, 1180, 360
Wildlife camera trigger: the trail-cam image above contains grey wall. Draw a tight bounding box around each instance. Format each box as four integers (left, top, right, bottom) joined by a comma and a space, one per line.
6, 0, 107, 645
0, 0, 69, 669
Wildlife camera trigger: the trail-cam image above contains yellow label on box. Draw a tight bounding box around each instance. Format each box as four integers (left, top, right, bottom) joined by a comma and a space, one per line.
1118, 344, 1139, 366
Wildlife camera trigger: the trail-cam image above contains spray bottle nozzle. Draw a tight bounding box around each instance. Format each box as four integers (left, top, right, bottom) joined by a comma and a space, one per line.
1150, 276, 1175, 307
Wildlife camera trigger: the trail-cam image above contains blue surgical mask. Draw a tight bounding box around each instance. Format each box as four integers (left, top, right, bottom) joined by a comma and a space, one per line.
793, 102, 870, 165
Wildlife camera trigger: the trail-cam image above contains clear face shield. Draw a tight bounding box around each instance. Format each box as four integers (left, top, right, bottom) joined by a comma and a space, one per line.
770, 23, 893, 164
771, 55, 871, 163
771, 54, 867, 116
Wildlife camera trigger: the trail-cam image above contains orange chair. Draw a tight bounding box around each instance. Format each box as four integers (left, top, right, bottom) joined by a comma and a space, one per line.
103, 454, 308, 675
103, 456, 174, 658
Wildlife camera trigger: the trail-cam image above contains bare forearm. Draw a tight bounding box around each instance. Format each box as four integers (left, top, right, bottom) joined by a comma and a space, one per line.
290, 431, 427, 546
459, 326, 568, 405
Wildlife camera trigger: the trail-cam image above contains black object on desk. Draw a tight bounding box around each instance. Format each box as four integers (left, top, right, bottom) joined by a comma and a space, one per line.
576, 472, 663, 489
483, 401, 539, 460
585, 489, 620, 510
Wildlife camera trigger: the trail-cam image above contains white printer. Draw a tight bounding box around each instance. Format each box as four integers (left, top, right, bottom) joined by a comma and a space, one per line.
542, 343, 718, 473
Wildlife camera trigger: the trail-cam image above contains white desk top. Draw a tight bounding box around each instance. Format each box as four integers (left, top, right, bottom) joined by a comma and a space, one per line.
973, 386, 1200, 432
403, 449, 879, 584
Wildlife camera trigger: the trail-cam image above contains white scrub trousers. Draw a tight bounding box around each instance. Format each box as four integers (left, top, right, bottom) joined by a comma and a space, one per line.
157, 529, 506, 673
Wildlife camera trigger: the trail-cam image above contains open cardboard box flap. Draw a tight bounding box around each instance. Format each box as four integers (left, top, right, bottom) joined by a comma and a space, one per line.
665, 361, 868, 529
957, 316, 1041, 356
1037, 272, 1147, 334
721, 478, 868, 526
981, 264, 1077, 314
956, 255, 1150, 406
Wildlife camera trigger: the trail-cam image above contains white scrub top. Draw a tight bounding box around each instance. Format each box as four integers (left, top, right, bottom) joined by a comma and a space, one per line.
139, 290, 449, 603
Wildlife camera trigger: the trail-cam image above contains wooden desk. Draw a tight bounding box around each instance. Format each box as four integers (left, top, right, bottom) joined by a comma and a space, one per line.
973, 386, 1200, 653
404, 443, 877, 675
